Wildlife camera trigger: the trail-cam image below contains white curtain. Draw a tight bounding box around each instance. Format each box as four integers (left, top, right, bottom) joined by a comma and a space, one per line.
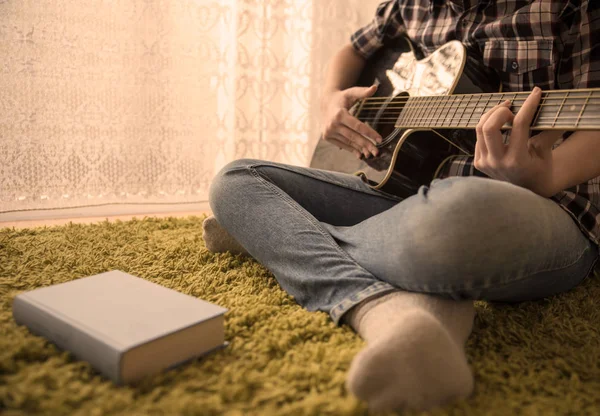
0, 0, 379, 217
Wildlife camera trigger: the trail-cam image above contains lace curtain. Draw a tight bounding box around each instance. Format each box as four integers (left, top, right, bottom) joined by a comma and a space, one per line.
0, 0, 379, 217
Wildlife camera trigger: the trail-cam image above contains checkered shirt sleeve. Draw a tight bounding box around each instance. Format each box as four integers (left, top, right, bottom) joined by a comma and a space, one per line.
350, 0, 600, 244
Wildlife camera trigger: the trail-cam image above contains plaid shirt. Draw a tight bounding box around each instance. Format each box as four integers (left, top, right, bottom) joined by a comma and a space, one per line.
351, 0, 600, 245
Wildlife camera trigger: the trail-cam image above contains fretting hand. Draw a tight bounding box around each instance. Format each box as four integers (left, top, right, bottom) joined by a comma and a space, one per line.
474, 87, 565, 197
321, 85, 383, 159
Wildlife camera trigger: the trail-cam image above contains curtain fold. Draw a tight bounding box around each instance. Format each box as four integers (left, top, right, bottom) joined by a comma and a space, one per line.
0, 0, 379, 216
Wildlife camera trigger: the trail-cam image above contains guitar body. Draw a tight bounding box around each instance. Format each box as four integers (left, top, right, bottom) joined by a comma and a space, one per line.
310, 38, 500, 199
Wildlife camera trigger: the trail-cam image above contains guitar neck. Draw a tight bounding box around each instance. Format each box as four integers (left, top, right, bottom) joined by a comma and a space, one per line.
363, 89, 600, 131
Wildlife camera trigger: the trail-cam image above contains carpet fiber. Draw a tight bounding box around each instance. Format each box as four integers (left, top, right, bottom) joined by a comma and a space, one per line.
1, 216, 599, 415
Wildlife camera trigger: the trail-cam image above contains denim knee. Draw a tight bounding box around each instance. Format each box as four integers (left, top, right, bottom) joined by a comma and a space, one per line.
208, 158, 258, 219
393, 177, 549, 286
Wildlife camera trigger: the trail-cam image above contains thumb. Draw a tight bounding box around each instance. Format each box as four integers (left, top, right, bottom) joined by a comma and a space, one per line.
345, 84, 378, 101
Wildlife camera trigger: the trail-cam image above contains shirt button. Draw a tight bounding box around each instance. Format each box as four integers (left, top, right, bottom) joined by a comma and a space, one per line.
511, 61, 519, 70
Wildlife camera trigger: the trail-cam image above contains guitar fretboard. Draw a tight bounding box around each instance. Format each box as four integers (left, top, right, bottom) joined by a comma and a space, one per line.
387, 89, 600, 130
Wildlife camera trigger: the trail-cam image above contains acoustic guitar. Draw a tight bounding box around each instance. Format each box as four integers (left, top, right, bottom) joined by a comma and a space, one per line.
310, 37, 600, 199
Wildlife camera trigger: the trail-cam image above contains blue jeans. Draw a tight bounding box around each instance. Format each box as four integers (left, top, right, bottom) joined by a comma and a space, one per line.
209, 159, 598, 325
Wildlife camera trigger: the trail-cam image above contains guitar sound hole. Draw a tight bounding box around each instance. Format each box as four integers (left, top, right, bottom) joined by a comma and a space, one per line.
376, 93, 408, 146
376, 113, 398, 142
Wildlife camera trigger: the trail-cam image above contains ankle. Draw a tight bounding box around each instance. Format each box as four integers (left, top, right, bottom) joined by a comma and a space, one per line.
345, 290, 476, 345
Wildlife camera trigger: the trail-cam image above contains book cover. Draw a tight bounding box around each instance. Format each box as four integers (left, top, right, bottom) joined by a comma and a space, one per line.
12, 270, 228, 384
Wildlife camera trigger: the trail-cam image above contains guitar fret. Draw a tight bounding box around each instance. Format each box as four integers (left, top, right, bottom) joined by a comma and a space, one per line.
483, 94, 492, 121
440, 95, 456, 126
508, 93, 517, 116
422, 97, 431, 127
426, 96, 434, 126
473, 93, 484, 125
409, 97, 420, 126
433, 94, 444, 128
421, 97, 430, 127
547, 92, 568, 128
458, 95, 475, 127
467, 94, 481, 127
460, 95, 472, 127
408, 97, 419, 127
458, 95, 468, 126
451, 96, 462, 127
453, 95, 463, 127
415, 97, 425, 127
535, 94, 591, 128
531, 92, 547, 128
427, 96, 436, 127
576, 91, 592, 128
447, 95, 457, 127
407, 98, 414, 125
443, 96, 455, 126
495, 92, 504, 107
395, 89, 600, 130
581, 91, 600, 127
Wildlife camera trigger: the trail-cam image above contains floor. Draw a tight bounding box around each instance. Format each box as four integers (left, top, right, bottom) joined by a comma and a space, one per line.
0, 211, 211, 229
0, 200, 212, 229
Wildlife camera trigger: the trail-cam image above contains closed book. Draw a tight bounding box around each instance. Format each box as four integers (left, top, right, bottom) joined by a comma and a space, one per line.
12, 270, 228, 384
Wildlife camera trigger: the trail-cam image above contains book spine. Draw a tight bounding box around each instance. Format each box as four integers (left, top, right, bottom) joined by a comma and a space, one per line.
12, 295, 123, 384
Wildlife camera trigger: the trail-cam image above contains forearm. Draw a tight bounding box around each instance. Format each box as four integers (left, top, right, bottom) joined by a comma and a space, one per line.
319, 43, 380, 158
322, 44, 366, 100
550, 130, 600, 195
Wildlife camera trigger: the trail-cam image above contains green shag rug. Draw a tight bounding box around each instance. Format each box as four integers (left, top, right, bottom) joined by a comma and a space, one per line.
1, 216, 600, 416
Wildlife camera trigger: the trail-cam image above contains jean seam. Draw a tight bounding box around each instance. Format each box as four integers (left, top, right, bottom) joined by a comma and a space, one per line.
246, 164, 379, 274
238, 161, 402, 202
474, 249, 599, 298
398, 245, 596, 294
329, 284, 397, 325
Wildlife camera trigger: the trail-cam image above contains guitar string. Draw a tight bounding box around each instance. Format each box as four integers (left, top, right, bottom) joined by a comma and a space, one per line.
352, 121, 598, 127
357, 102, 600, 111
359, 114, 597, 122
354, 89, 600, 102
358, 95, 600, 103
357, 117, 598, 122
357, 98, 600, 110
357, 101, 598, 115
352, 93, 598, 126
359, 111, 598, 121
357, 96, 600, 105
356, 105, 599, 114
357, 115, 597, 123
354, 119, 598, 126
358, 109, 596, 119
356, 90, 600, 100
357, 120, 598, 125
357, 111, 598, 125
357, 105, 598, 119
355, 101, 597, 119
356, 121, 597, 126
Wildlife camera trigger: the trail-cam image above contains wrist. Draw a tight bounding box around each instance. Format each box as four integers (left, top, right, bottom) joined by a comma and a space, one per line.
321, 88, 341, 110
528, 171, 558, 198
530, 183, 557, 198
